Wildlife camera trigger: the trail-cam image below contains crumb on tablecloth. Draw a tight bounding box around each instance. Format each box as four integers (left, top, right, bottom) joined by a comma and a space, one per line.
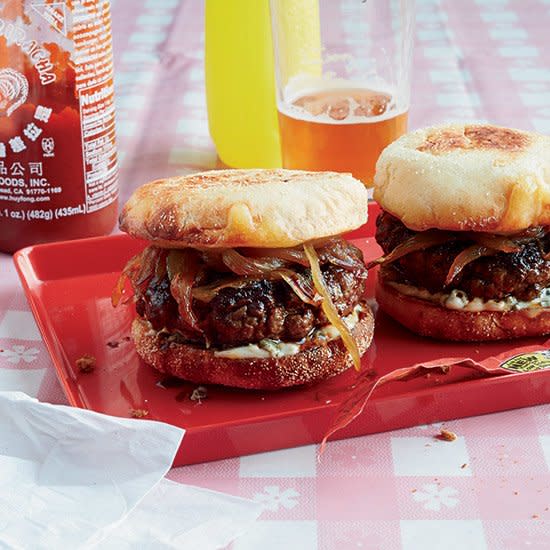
76, 354, 96, 373
436, 429, 457, 442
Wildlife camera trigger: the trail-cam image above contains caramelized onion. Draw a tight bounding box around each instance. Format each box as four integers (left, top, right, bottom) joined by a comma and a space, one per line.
111, 247, 160, 307
192, 270, 321, 306
155, 249, 168, 279
241, 246, 310, 267
371, 226, 538, 272
134, 247, 161, 286
222, 249, 288, 275
194, 248, 323, 306
304, 243, 361, 371
223, 249, 324, 304
445, 245, 497, 286
469, 233, 521, 253
368, 231, 454, 269
322, 254, 361, 270
214, 239, 365, 278
167, 250, 202, 333
316, 239, 365, 271
279, 271, 322, 306
199, 249, 225, 271
192, 278, 251, 302
112, 254, 141, 307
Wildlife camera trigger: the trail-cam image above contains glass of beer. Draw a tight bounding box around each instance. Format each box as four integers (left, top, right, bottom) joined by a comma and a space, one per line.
270, 0, 415, 186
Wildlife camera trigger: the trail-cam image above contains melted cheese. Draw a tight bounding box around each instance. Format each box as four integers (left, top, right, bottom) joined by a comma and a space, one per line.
388, 282, 550, 312
214, 305, 363, 359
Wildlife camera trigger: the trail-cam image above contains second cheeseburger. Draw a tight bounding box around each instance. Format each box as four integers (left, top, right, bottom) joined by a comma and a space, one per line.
372, 123, 550, 341
115, 169, 374, 389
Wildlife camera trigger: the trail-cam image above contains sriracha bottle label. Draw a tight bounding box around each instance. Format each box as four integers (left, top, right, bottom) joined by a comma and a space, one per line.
0, 1, 118, 251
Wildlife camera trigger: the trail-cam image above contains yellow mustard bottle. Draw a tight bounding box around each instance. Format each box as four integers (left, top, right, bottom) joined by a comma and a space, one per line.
205, 0, 321, 169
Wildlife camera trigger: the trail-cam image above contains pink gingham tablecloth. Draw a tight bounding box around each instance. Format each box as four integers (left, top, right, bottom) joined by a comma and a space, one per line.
2, 1, 550, 548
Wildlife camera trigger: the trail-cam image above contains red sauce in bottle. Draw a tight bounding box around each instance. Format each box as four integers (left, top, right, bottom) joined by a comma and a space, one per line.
0, 1, 118, 253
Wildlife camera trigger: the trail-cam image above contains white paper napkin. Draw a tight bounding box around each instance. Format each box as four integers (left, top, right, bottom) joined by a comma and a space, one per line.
0, 392, 261, 549
100, 479, 261, 550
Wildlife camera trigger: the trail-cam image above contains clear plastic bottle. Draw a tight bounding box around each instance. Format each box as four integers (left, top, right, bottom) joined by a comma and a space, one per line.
0, 1, 118, 253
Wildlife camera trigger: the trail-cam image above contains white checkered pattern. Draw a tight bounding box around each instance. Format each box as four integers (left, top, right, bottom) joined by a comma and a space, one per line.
2, 1, 550, 548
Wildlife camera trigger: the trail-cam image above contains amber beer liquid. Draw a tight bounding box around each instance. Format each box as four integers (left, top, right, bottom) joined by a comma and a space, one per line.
278, 88, 408, 186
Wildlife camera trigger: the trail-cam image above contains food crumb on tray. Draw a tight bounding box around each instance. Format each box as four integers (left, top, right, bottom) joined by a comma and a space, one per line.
190, 386, 208, 402
76, 354, 96, 373
130, 408, 149, 418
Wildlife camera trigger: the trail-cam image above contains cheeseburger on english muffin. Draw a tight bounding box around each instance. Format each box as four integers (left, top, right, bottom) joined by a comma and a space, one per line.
371, 123, 550, 341
114, 169, 374, 389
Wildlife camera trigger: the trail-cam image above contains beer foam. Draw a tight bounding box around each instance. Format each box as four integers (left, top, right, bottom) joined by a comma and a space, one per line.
278, 91, 407, 125
279, 75, 407, 125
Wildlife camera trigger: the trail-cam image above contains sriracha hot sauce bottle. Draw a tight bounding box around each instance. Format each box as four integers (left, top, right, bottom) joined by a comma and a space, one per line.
0, 1, 118, 253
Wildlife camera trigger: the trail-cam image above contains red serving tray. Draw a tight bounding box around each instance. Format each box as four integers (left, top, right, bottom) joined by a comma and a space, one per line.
14, 204, 550, 465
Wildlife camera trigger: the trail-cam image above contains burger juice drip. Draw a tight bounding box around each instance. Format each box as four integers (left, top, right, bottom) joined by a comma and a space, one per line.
0, 1, 118, 253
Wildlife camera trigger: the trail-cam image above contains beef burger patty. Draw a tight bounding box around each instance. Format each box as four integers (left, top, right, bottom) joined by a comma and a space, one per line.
376, 212, 550, 301
135, 240, 368, 348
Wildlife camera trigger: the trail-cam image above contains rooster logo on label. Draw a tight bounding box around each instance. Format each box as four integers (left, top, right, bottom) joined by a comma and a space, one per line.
0, 69, 29, 118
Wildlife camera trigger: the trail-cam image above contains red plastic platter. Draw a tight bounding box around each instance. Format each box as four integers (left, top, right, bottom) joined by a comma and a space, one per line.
14, 205, 550, 465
